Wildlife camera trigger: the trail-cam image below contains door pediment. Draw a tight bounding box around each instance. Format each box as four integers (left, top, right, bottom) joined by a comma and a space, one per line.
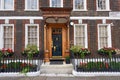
40, 7, 72, 24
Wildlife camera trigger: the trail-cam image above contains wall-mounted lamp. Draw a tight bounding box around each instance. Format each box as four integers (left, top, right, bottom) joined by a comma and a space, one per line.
70, 21, 74, 27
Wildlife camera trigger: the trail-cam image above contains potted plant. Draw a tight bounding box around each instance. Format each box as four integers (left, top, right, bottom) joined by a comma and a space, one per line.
70, 45, 81, 57
65, 56, 70, 64
98, 47, 116, 58
21, 44, 39, 59
79, 48, 91, 59
0, 48, 14, 58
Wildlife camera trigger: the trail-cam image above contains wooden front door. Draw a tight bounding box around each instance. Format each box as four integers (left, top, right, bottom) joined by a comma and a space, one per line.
52, 28, 62, 57
44, 23, 70, 62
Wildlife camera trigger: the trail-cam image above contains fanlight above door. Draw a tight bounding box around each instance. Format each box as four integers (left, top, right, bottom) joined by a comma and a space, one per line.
46, 17, 68, 23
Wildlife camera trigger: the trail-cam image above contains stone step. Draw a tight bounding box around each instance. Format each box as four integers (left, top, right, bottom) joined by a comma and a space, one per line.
40, 63, 73, 74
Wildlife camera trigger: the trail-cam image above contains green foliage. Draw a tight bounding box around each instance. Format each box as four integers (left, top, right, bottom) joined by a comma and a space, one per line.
65, 56, 70, 60
20, 67, 30, 75
70, 45, 91, 58
98, 47, 116, 58
79, 48, 91, 59
79, 62, 106, 70
78, 61, 120, 71
80, 53, 85, 59
21, 44, 39, 59
86, 62, 96, 70
25, 44, 38, 51
0, 51, 2, 59
7, 62, 22, 69
109, 61, 120, 70
0, 48, 14, 58
70, 45, 81, 53
96, 62, 105, 70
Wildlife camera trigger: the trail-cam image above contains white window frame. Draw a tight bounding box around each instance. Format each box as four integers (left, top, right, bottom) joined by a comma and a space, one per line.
50, 0, 63, 7
96, 0, 110, 11
25, 24, 39, 49
97, 24, 112, 49
73, 0, 87, 11
25, 0, 39, 11
74, 24, 88, 48
0, 24, 14, 50
0, 0, 14, 11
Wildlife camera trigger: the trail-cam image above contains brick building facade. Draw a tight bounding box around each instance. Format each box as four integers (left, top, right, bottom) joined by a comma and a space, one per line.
0, 0, 120, 61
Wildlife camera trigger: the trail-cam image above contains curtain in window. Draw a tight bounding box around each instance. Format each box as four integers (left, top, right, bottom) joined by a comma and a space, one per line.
99, 25, 108, 48
75, 25, 85, 47
75, 0, 84, 9
4, 0, 13, 9
27, 0, 37, 9
28, 26, 38, 45
98, 0, 106, 10
3, 26, 13, 49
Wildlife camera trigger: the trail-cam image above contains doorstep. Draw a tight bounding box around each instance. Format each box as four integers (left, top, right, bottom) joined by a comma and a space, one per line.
40, 62, 73, 74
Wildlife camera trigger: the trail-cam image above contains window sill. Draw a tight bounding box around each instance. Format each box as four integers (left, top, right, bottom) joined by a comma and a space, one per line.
73, 9, 88, 11
50, 6, 63, 8
24, 9, 39, 11
0, 9, 14, 11
96, 10, 111, 11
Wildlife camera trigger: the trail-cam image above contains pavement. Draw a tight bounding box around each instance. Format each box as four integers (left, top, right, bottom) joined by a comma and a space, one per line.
0, 76, 120, 80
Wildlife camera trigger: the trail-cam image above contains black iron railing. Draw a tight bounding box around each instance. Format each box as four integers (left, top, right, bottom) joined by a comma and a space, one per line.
70, 53, 120, 72
0, 58, 43, 73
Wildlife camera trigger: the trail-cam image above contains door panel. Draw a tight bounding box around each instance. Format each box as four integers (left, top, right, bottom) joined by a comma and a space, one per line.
52, 34, 62, 56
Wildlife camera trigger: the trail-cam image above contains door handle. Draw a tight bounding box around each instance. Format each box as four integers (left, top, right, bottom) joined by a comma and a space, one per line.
53, 46, 56, 51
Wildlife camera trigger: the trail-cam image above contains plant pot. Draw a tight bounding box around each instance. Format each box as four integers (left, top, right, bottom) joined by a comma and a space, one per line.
33, 53, 39, 57
66, 59, 70, 64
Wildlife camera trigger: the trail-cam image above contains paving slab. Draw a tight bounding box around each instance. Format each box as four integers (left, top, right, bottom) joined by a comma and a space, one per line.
32, 76, 47, 80
61, 77, 78, 80
75, 77, 86, 80
96, 76, 120, 80
0, 76, 120, 80
46, 77, 61, 80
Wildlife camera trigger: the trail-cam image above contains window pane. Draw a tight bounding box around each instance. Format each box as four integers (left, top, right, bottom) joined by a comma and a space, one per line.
3, 26, 13, 49
28, 26, 38, 46
0, 0, 1, 9
75, 25, 85, 47
75, 0, 84, 9
4, 0, 13, 9
76, 37, 85, 47
51, 0, 61, 7
98, 0, 106, 10
99, 25, 108, 48
27, 0, 37, 9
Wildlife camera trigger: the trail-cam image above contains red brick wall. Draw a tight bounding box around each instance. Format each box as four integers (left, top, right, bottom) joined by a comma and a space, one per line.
70, 19, 120, 57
